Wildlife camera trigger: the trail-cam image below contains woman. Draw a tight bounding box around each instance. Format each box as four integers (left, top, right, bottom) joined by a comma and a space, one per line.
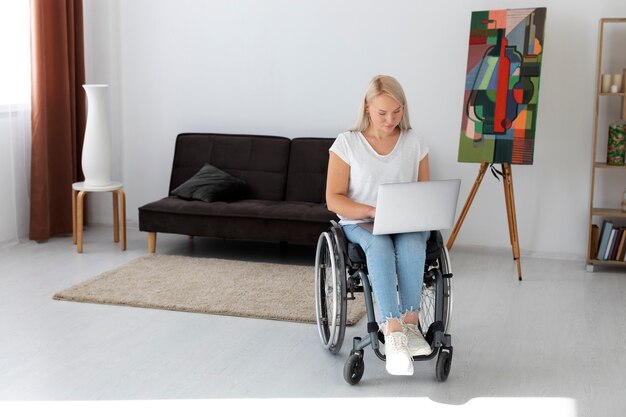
326, 75, 431, 376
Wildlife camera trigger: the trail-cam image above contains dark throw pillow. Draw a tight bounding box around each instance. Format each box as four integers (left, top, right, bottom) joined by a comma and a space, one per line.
170, 163, 246, 202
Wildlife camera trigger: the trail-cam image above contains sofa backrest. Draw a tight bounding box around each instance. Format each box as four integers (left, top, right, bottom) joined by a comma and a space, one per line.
285, 137, 334, 204
169, 133, 291, 201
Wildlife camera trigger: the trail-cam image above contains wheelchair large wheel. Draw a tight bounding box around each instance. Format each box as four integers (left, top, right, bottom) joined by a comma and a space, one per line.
420, 245, 453, 336
314, 231, 347, 354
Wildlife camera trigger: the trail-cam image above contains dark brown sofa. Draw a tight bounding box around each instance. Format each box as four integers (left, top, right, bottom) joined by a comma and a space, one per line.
138, 133, 339, 252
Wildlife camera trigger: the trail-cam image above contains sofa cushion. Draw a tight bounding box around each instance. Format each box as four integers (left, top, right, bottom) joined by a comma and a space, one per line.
285, 137, 334, 203
138, 202, 336, 245
169, 133, 291, 201
140, 197, 336, 223
170, 163, 246, 202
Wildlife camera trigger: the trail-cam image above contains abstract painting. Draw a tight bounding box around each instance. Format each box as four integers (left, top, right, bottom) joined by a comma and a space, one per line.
458, 8, 546, 165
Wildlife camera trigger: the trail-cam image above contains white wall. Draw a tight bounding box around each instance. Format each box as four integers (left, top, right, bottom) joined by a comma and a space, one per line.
83, 0, 626, 260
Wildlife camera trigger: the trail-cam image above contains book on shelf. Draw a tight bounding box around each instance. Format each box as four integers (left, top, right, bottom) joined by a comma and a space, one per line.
616, 228, 624, 260
607, 227, 617, 260
609, 228, 623, 260
618, 229, 626, 261
603, 228, 617, 260
596, 221, 613, 260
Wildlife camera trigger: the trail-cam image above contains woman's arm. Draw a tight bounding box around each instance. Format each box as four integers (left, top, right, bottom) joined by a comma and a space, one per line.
418, 154, 430, 182
326, 152, 376, 219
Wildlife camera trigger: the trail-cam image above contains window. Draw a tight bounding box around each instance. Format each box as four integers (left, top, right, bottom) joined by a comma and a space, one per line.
0, 0, 31, 107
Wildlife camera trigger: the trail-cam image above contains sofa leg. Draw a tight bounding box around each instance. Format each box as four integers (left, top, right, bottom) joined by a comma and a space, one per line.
148, 232, 157, 253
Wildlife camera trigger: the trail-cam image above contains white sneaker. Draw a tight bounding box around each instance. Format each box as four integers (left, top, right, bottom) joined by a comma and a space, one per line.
403, 323, 432, 357
384, 332, 414, 375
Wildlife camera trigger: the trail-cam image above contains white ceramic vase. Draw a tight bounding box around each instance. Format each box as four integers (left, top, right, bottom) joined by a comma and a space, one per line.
82, 84, 112, 187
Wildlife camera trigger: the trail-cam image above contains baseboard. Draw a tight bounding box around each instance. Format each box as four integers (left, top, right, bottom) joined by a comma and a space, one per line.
451, 243, 584, 262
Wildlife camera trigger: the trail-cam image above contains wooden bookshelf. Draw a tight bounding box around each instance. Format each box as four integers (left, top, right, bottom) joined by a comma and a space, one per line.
592, 208, 626, 218
594, 162, 626, 169
587, 18, 626, 272
589, 259, 626, 266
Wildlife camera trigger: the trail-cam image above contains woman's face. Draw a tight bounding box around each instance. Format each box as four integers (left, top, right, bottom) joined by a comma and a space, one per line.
366, 94, 404, 134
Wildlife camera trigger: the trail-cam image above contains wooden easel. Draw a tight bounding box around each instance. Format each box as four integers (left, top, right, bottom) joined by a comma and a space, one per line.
446, 161, 523, 281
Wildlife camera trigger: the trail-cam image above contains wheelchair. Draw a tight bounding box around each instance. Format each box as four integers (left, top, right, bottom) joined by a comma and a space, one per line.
314, 220, 453, 384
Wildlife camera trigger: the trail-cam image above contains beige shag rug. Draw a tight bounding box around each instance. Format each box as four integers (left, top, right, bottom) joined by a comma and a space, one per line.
53, 254, 366, 325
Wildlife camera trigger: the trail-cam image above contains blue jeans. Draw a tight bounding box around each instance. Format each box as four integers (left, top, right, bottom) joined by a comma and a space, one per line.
342, 224, 429, 325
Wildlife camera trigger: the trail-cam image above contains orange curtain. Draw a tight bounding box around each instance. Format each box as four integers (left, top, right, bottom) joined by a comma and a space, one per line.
30, 0, 86, 241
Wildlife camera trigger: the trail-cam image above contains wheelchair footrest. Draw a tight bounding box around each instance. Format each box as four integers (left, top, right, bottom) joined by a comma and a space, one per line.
425, 320, 445, 346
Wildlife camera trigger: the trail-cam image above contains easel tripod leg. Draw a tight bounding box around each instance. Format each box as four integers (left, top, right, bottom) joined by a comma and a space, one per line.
502, 163, 522, 281
447, 161, 488, 250
502, 164, 515, 257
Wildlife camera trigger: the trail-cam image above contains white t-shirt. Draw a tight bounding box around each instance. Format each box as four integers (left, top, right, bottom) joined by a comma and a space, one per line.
329, 129, 429, 224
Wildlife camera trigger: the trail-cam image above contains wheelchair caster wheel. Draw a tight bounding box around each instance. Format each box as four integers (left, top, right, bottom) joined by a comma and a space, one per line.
435, 348, 452, 382
344, 352, 365, 385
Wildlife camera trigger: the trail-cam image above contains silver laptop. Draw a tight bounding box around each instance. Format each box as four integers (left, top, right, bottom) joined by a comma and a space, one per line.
359, 179, 461, 235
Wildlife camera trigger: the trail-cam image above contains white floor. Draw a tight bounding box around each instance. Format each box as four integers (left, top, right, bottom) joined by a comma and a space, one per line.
1, 225, 625, 417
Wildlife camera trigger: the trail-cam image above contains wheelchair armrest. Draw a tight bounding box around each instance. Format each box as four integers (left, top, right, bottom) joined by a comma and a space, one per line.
330, 220, 348, 252
426, 230, 444, 262
329, 220, 366, 268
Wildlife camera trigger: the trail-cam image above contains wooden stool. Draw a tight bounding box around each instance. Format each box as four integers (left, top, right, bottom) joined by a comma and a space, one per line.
72, 181, 126, 253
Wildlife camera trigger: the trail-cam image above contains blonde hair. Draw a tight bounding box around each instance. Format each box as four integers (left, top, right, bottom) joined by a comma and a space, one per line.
351, 75, 412, 132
